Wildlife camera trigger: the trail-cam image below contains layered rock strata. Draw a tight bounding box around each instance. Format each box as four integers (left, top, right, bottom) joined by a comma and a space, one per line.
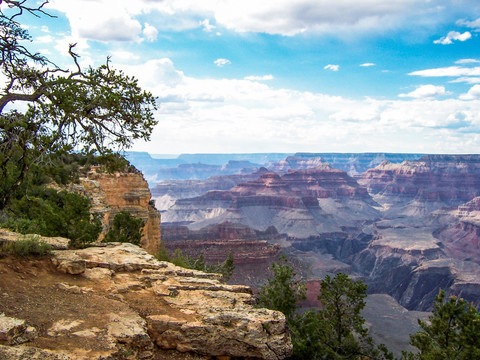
72, 168, 161, 254
163, 167, 379, 238
358, 155, 480, 206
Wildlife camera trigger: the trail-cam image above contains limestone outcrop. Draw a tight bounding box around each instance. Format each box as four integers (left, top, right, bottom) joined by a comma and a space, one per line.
71, 168, 161, 254
0, 234, 292, 360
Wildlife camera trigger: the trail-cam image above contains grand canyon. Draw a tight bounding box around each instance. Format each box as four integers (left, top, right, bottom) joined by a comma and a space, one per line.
124, 152, 480, 353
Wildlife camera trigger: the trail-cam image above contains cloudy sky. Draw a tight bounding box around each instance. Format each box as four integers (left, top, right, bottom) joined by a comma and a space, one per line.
18, 0, 480, 154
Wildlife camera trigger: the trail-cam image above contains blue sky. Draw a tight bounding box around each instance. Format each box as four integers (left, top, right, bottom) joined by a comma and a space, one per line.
16, 0, 480, 154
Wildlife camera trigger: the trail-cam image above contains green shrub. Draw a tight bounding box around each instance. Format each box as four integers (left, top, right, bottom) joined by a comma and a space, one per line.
4, 236, 52, 257
104, 211, 145, 245
2, 188, 102, 248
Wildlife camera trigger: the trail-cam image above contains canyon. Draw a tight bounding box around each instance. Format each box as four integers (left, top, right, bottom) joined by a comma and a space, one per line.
149, 153, 480, 314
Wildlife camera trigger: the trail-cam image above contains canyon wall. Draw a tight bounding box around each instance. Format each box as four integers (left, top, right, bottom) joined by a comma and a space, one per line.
72, 168, 161, 254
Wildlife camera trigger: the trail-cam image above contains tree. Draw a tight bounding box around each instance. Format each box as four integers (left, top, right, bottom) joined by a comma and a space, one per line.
403, 289, 480, 360
312, 273, 392, 360
104, 211, 145, 245
258, 266, 392, 360
257, 255, 306, 324
0, 0, 157, 208
3, 187, 103, 248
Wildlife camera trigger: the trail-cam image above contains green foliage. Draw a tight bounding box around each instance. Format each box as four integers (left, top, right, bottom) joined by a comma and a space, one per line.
2, 236, 52, 257
258, 255, 306, 324
155, 242, 171, 262
104, 211, 145, 245
156, 248, 235, 282
0, 1, 157, 209
258, 266, 392, 360
2, 187, 102, 248
302, 273, 392, 360
402, 289, 480, 360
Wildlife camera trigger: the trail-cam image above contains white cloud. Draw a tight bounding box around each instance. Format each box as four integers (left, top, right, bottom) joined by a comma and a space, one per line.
409, 66, 480, 77
460, 85, 480, 100
324, 64, 339, 71
214, 58, 231, 67
360, 63, 375, 67
49, 0, 143, 41
450, 77, 480, 84
200, 19, 216, 32
118, 58, 480, 154
456, 59, 480, 64
434, 31, 471, 45
244, 75, 274, 81
48, 0, 461, 38
143, 23, 158, 42
41, 26, 50, 33
111, 50, 141, 62
457, 18, 480, 29
399, 85, 448, 99
36, 35, 54, 43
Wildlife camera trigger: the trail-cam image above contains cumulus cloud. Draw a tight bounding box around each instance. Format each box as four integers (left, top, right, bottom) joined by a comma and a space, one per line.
143, 23, 158, 42
360, 63, 375, 67
214, 58, 231, 67
460, 85, 480, 100
434, 31, 471, 45
49, 0, 465, 38
324, 64, 339, 71
399, 85, 448, 99
49, 0, 143, 41
244, 75, 274, 81
117, 58, 480, 154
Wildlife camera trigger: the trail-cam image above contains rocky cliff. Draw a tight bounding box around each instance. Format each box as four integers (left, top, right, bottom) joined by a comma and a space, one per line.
151, 168, 270, 211
0, 232, 292, 360
162, 222, 282, 287
71, 168, 161, 254
358, 155, 480, 205
163, 167, 379, 238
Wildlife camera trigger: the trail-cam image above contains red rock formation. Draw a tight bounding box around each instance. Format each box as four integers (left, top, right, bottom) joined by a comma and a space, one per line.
359, 155, 480, 202
162, 222, 280, 263
162, 222, 282, 286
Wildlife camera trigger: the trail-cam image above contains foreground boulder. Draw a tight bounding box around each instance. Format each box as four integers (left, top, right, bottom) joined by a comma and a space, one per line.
0, 240, 291, 359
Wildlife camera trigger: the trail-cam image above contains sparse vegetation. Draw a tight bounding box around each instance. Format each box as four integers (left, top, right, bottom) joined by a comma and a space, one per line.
156, 247, 235, 282
2, 235, 52, 257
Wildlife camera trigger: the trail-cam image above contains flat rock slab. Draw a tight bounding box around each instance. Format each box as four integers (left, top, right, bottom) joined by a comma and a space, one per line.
0, 241, 292, 359
0, 228, 69, 250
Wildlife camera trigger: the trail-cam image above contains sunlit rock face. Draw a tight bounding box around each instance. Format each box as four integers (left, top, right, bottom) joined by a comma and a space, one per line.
358, 155, 480, 210
72, 168, 162, 254
0, 233, 292, 360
